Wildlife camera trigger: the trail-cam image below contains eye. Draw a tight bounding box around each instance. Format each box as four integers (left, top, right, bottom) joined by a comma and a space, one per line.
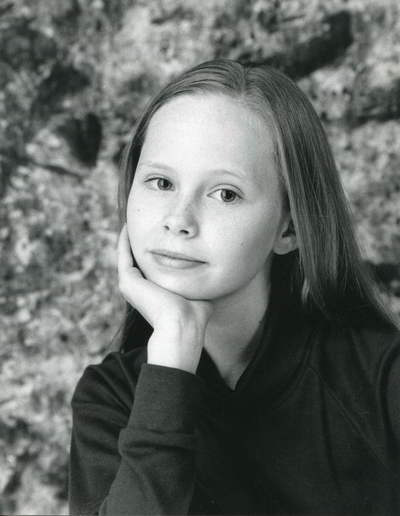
211, 188, 241, 204
145, 177, 173, 190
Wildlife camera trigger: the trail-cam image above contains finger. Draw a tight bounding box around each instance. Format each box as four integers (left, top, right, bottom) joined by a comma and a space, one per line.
117, 224, 144, 294
117, 224, 134, 273
116, 225, 188, 325
117, 225, 155, 316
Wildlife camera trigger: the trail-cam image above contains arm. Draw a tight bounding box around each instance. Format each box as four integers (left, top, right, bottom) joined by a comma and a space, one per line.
68, 224, 212, 514
69, 362, 203, 515
387, 343, 400, 477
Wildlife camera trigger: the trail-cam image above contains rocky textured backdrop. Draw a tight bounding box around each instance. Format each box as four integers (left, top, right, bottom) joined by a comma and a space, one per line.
1, 0, 400, 514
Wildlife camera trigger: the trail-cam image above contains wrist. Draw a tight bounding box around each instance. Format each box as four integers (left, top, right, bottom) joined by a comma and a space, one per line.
147, 321, 205, 374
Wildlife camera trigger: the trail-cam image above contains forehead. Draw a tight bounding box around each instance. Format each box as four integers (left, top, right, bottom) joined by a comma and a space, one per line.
140, 93, 277, 183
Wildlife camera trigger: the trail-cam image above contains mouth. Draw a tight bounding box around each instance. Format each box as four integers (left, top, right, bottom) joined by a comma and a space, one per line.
150, 249, 207, 270
150, 249, 206, 263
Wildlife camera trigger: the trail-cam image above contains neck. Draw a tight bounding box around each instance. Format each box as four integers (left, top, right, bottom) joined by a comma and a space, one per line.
203, 270, 270, 389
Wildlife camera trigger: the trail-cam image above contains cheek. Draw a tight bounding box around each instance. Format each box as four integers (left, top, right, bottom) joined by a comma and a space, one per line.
127, 195, 148, 250
215, 224, 276, 288
128, 191, 152, 232
216, 212, 276, 263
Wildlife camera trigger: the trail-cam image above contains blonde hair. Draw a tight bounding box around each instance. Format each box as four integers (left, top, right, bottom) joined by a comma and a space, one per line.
112, 58, 397, 352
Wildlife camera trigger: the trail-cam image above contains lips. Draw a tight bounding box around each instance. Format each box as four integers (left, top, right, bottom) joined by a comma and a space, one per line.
150, 249, 205, 263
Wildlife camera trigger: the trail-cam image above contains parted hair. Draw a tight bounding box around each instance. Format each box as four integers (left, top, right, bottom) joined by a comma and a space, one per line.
111, 58, 396, 353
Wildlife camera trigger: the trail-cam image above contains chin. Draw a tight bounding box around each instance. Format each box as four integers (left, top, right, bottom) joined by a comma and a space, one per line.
138, 258, 237, 301
151, 274, 241, 304
153, 276, 210, 300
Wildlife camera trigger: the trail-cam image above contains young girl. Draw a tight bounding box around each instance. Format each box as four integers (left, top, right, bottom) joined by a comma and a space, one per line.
68, 59, 400, 515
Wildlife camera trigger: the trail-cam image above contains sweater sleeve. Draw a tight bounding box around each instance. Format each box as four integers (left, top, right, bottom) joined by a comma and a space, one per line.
68, 361, 203, 515
387, 344, 400, 475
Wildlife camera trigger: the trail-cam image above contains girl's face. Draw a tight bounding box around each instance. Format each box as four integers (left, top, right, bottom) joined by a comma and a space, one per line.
127, 93, 295, 302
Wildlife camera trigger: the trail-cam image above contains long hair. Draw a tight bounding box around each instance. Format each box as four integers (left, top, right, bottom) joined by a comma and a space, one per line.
110, 58, 397, 353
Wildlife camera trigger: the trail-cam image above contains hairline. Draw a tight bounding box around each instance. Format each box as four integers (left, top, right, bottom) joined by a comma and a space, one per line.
139, 88, 289, 210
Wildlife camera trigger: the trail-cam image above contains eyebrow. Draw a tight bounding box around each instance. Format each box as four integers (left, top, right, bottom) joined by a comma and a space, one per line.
137, 161, 249, 183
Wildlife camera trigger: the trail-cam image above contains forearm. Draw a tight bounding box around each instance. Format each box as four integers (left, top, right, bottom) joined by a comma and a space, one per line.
98, 364, 202, 516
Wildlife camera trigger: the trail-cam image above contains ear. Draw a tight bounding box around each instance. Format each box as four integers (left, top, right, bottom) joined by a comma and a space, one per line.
273, 215, 298, 255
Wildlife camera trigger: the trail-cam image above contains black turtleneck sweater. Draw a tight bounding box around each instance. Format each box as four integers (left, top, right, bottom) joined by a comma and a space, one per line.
68, 300, 400, 515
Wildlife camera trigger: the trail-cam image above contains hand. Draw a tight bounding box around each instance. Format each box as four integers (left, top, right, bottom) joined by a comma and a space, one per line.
117, 224, 213, 372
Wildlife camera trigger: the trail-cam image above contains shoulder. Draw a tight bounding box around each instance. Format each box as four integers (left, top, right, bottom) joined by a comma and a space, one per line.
308, 319, 400, 455
71, 346, 148, 416
309, 319, 400, 386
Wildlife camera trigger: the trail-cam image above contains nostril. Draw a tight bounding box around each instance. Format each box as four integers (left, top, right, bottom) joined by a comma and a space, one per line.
163, 214, 197, 236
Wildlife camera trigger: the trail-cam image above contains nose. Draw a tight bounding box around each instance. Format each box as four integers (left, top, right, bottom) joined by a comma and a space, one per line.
162, 200, 198, 238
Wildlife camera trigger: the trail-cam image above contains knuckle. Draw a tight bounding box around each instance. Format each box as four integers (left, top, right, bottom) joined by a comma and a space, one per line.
118, 280, 126, 294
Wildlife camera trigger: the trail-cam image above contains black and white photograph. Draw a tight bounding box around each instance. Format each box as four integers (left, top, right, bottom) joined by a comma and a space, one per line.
1, 1, 400, 514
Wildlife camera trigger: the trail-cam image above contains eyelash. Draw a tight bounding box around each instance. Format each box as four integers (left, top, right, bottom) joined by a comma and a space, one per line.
144, 177, 242, 204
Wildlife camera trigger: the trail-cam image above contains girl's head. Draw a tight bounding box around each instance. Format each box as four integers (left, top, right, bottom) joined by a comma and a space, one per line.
115, 59, 395, 349
126, 92, 296, 305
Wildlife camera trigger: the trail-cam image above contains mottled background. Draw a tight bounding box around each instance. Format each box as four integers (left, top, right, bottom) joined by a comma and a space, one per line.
1, 0, 400, 514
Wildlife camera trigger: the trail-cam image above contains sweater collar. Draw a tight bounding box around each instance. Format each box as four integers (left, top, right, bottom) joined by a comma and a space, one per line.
196, 287, 315, 407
